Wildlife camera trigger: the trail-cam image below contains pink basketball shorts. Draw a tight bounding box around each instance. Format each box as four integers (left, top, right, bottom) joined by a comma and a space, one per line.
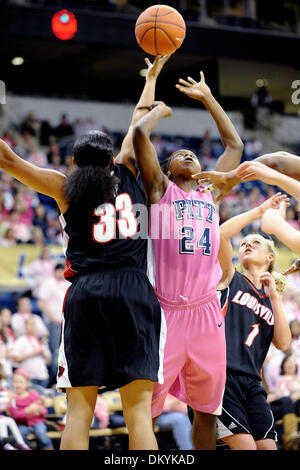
152, 289, 226, 418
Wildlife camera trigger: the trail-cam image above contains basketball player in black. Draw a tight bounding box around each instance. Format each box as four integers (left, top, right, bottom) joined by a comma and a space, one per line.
215, 192, 291, 450
0, 55, 170, 450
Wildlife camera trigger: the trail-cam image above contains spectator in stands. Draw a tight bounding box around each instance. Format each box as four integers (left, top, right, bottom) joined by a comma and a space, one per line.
250, 83, 272, 130
248, 185, 266, 209
10, 318, 51, 389
64, 155, 74, 175
0, 227, 16, 247
267, 353, 300, 449
244, 135, 263, 158
289, 320, 300, 374
23, 246, 55, 299
37, 264, 70, 384
55, 114, 74, 140
251, 84, 272, 109
0, 192, 10, 222
45, 211, 62, 244
201, 145, 216, 170
39, 120, 54, 147
275, 354, 300, 406
0, 173, 14, 213
5, 210, 32, 243
0, 414, 31, 450
286, 206, 298, 230
200, 129, 212, 153
47, 141, 61, 165
29, 227, 46, 247
8, 368, 54, 450
16, 130, 36, 157
26, 145, 48, 168
21, 111, 40, 139
13, 183, 37, 226
32, 204, 50, 243
0, 367, 31, 451
92, 395, 110, 430
50, 154, 66, 174
0, 308, 15, 343
156, 394, 193, 450
11, 296, 49, 338
282, 292, 300, 330
0, 316, 14, 387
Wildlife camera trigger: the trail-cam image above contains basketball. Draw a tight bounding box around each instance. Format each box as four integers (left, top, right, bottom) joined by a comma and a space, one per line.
135, 4, 186, 56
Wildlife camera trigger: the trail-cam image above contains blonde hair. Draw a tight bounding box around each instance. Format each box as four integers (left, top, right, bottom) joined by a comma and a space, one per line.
263, 237, 288, 294
240, 234, 289, 294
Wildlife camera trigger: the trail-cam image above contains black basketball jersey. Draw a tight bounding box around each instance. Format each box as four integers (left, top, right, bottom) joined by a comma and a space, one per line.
218, 270, 274, 380
59, 164, 148, 281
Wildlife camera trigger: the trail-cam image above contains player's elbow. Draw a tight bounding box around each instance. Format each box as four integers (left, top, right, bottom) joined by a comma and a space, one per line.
273, 337, 292, 352
234, 138, 244, 153
132, 124, 146, 150
226, 137, 244, 154
0, 139, 14, 170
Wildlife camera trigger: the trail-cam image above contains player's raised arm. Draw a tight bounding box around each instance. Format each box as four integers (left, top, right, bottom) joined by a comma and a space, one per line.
217, 193, 289, 289
261, 203, 300, 255
255, 151, 300, 181
236, 161, 300, 199
115, 55, 170, 178
176, 71, 244, 173
132, 101, 172, 203
0, 139, 66, 212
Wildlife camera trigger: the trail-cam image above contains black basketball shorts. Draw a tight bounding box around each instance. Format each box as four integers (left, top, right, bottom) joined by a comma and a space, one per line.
56, 268, 166, 392
217, 373, 277, 442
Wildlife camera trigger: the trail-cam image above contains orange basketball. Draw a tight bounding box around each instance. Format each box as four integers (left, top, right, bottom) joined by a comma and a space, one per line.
135, 4, 186, 56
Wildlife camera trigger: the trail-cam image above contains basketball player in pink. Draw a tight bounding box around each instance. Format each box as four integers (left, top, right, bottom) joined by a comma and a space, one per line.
132, 72, 244, 449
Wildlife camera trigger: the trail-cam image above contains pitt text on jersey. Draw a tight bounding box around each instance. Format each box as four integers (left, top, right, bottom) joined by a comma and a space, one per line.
150, 198, 216, 256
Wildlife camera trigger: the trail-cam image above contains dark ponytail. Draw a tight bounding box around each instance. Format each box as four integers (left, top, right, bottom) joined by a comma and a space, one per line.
63, 131, 119, 208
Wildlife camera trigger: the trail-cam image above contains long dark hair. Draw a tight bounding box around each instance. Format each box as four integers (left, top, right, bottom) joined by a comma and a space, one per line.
63, 131, 119, 208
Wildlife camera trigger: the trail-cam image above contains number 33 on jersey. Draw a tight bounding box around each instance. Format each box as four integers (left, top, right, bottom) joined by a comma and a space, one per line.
93, 193, 138, 243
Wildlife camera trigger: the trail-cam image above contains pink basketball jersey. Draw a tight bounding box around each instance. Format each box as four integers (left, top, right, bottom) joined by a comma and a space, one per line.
148, 182, 222, 303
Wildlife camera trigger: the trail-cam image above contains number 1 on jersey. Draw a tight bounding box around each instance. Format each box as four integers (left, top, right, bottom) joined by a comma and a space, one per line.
244, 323, 260, 348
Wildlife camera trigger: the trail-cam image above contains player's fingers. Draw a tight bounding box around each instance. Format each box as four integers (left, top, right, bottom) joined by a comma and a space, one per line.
175, 85, 191, 96
196, 179, 211, 184
200, 71, 205, 82
191, 173, 203, 179
240, 172, 256, 181
144, 57, 152, 67
187, 76, 197, 84
160, 54, 171, 62
178, 78, 192, 87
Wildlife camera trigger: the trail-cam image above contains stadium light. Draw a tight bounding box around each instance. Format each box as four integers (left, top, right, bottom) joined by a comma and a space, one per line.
51, 10, 77, 41
139, 69, 148, 77
11, 57, 24, 66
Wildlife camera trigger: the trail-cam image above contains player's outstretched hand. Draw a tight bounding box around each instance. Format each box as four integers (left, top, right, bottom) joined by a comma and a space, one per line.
261, 201, 288, 235
236, 161, 279, 185
176, 71, 211, 101
192, 170, 235, 202
145, 55, 171, 81
258, 192, 290, 217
